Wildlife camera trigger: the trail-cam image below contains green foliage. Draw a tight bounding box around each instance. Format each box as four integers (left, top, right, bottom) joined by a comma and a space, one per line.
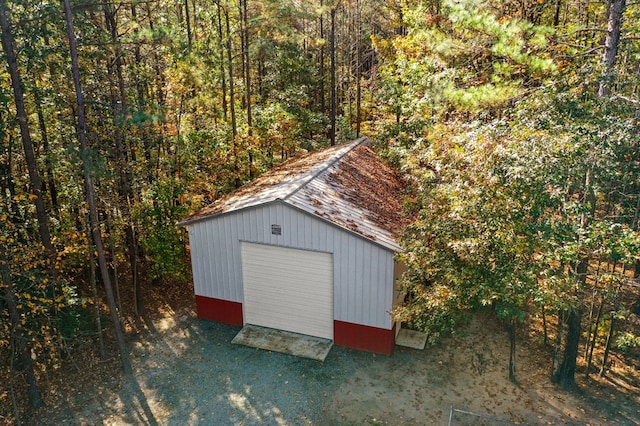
615, 332, 640, 353
374, 0, 556, 125
55, 285, 96, 341
0, 192, 90, 364
393, 122, 554, 337
133, 177, 190, 283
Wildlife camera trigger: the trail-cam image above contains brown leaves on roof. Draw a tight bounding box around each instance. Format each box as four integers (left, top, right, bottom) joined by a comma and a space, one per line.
184, 144, 349, 221
327, 145, 409, 239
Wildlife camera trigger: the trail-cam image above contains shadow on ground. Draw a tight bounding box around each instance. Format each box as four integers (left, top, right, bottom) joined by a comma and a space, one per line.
30, 310, 640, 426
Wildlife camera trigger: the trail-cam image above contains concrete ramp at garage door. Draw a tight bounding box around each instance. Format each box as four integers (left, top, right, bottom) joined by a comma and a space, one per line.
232, 325, 333, 361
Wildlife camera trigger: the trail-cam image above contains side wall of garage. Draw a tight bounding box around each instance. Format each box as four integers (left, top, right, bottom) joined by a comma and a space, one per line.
186, 200, 396, 353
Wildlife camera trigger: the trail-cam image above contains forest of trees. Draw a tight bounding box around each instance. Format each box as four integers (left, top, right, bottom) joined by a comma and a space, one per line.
0, 0, 638, 419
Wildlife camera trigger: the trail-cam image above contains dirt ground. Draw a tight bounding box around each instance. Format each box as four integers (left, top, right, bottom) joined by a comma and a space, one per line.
5, 285, 640, 425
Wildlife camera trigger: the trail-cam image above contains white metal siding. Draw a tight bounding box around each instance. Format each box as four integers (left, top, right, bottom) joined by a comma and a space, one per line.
241, 243, 333, 339
187, 201, 395, 330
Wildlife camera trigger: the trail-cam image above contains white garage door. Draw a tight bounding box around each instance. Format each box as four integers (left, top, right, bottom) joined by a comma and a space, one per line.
241, 242, 334, 339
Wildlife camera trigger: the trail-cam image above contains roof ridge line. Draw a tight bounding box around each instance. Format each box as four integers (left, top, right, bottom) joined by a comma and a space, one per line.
282, 137, 368, 202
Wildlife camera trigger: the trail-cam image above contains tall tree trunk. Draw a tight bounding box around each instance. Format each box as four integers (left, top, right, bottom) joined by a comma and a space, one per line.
553, 308, 582, 389
88, 221, 106, 358
103, 1, 142, 317
507, 318, 517, 383
554, 169, 593, 389
585, 297, 604, 376
215, 0, 227, 121
63, 0, 131, 374
145, 0, 167, 182
319, 0, 325, 113
32, 86, 59, 215
541, 305, 548, 346
237, 0, 246, 93
598, 0, 626, 97
599, 279, 622, 377
599, 315, 616, 376
225, 5, 240, 188
330, 6, 336, 146
0, 0, 56, 270
583, 260, 603, 360
184, 0, 192, 47
130, 3, 155, 185
241, 0, 253, 178
551, 310, 565, 381
355, 0, 362, 138
553, 0, 562, 26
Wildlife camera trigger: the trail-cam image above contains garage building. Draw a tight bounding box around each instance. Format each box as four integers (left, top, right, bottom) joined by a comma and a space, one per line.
179, 138, 409, 354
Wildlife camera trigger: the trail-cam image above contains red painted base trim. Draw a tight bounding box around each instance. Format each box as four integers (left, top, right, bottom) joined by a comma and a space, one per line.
195, 295, 243, 326
334, 320, 396, 355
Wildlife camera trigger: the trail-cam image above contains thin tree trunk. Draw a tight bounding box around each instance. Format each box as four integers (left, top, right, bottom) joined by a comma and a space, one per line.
553, 0, 562, 26
107, 212, 123, 313
355, 0, 362, 137
584, 291, 596, 360
237, 0, 246, 95
599, 276, 622, 378
598, 0, 626, 97
191, 0, 198, 40
585, 297, 604, 376
130, 3, 156, 187
319, 0, 325, 113
241, 0, 253, 178
542, 305, 548, 346
216, 0, 227, 121
0, 0, 56, 270
225, 6, 240, 188
145, 0, 167, 182
584, 260, 603, 359
63, 0, 131, 374
225, 6, 237, 140
184, 0, 192, 47
33, 88, 59, 215
103, 1, 142, 317
0, 137, 16, 200
551, 310, 565, 381
330, 6, 336, 146
599, 315, 616, 376
88, 224, 106, 358
508, 318, 517, 383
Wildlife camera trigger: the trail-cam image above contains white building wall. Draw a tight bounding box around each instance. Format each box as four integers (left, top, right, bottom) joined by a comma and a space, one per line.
186, 200, 395, 330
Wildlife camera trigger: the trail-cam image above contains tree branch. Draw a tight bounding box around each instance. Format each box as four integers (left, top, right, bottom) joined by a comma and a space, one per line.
612, 94, 640, 105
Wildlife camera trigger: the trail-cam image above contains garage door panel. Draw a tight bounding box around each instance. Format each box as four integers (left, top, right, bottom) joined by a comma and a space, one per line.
241, 294, 332, 310
243, 291, 332, 306
241, 242, 334, 339
244, 260, 331, 277
241, 280, 333, 296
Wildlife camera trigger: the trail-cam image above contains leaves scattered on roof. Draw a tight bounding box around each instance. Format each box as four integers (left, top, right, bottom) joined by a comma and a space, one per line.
325, 144, 410, 240
181, 139, 410, 249
183, 143, 351, 222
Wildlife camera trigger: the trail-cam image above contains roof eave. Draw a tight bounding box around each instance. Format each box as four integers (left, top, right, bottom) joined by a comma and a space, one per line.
280, 200, 403, 253
176, 199, 285, 228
